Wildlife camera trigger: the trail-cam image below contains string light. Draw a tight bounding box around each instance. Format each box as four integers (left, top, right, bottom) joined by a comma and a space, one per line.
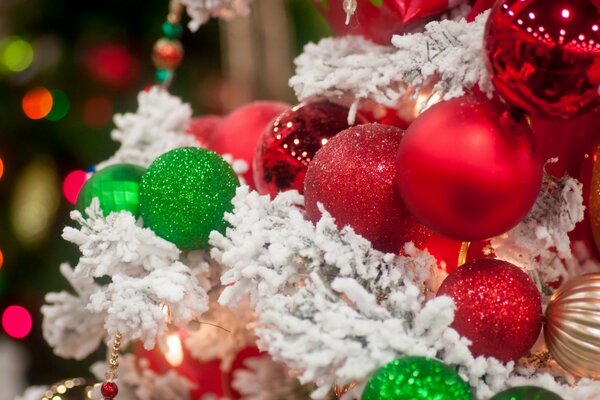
62, 170, 87, 205
22, 87, 53, 120
164, 332, 184, 367
2, 305, 32, 339
0, 37, 34, 73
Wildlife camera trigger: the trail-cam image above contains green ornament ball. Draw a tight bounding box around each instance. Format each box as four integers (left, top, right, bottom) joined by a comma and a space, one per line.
139, 147, 239, 249
490, 386, 563, 400
76, 163, 146, 217
361, 356, 473, 400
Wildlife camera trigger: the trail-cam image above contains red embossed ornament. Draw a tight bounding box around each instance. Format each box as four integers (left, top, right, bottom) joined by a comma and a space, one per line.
437, 258, 543, 362
484, 0, 600, 119
101, 381, 119, 399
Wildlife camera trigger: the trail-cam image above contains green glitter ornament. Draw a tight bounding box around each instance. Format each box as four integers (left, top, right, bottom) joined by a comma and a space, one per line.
76, 163, 146, 217
361, 356, 473, 400
490, 386, 563, 400
139, 147, 239, 249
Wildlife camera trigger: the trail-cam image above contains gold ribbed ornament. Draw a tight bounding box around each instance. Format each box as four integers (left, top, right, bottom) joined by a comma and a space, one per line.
544, 273, 600, 378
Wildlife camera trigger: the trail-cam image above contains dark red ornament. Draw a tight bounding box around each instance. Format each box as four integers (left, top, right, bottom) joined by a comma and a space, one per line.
210, 101, 290, 186
437, 258, 543, 362
253, 101, 361, 197
317, 0, 463, 45
304, 123, 430, 253
224, 346, 267, 399
101, 381, 119, 399
395, 96, 543, 241
187, 115, 222, 146
484, 0, 600, 119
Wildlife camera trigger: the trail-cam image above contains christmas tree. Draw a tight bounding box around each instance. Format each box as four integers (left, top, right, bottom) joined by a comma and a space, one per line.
17, 0, 600, 399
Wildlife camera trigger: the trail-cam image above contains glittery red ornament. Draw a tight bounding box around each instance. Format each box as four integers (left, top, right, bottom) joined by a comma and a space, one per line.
304, 123, 430, 253
152, 38, 184, 70
187, 115, 222, 146
484, 0, 600, 119
395, 96, 543, 241
317, 0, 463, 45
210, 101, 290, 186
253, 101, 361, 197
437, 258, 543, 362
101, 381, 119, 399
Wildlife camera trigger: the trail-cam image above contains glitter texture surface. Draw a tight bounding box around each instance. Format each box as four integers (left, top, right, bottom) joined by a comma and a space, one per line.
489, 386, 563, 400
437, 259, 543, 362
361, 356, 473, 400
76, 163, 146, 217
139, 147, 239, 250
304, 123, 430, 254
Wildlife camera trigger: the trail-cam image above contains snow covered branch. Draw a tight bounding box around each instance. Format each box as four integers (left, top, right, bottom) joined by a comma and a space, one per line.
290, 12, 491, 112
181, 0, 254, 31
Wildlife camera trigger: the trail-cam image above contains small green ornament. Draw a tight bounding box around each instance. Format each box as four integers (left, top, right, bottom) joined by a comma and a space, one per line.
139, 147, 239, 249
490, 386, 563, 400
362, 356, 473, 400
76, 163, 146, 217
155, 68, 172, 84
162, 21, 183, 39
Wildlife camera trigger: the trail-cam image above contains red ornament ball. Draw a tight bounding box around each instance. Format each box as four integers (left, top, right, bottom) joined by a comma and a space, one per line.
484, 0, 600, 119
253, 101, 360, 197
304, 123, 430, 253
437, 258, 543, 362
101, 381, 119, 399
395, 96, 543, 241
210, 101, 290, 186
152, 38, 184, 70
187, 115, 222, 146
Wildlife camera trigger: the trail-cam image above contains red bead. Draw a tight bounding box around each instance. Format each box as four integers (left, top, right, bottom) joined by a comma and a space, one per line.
152, 38, 184, 70
210, 101, 290, 187
484, 0, 600, 119
253, 101, 360, 197
304, 123, 430, 254
101, 381, 119, 398
437, 258, 543, 362
187, 115, 222, 146
395, 96, 543, 241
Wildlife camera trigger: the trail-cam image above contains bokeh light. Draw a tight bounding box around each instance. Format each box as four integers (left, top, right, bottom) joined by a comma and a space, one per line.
2, 305, 33, 339
46, 89, 70, 121
83, 96, 113, 128
0, 157, 4, 180
22, 87, 53, 120
0, 37, 34, 73
63, 170, 87, 205
0, 248, 4, 270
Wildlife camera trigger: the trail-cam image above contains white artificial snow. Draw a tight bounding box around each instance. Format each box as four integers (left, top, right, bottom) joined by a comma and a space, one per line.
181, 0, 253, 31
289, 12, 492, 114
97, 87, 197, 170
90, 355, 193, 400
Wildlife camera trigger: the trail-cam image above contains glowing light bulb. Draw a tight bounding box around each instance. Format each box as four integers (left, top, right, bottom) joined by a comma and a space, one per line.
562, 9, 570, 19
2, 305, 32, 339
164, 333, 184, 367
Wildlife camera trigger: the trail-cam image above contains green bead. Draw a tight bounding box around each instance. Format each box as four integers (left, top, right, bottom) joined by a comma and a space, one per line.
362, 356, 473, 400
76, 164, 146, 217
490, 386, 563, 400
156, 68, 172, 83
139, 147, 239, 249
162, 21, 183, 39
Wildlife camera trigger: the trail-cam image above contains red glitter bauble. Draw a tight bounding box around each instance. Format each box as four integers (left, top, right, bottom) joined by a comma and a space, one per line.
253, 101, 361, 197
187, 115, 222, 146
304, 123, 430, 253
437, 258, 543, 362
224, 346, 267, 399
484, 0, 600, 119
101, 382, 119, 399
395, 96, 543, 241
210, 101, 290, 186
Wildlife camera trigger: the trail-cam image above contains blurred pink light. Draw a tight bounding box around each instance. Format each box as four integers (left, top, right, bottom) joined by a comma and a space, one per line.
63, 170, 87, 205
2, 305, 32, 339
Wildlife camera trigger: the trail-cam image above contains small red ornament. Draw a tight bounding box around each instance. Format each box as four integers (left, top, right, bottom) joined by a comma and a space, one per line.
437, 258, 542, 362
317, 0, 464, 45
101, 381, 119, 399
152, 38, 184, 70
253, 101, 360, 197
484, 0, 600, 119
187, 115, 222, 146
304, 123, 430, 253
210, 101, 290, 186
224, 346, 267, 399
395, 96, 543, 241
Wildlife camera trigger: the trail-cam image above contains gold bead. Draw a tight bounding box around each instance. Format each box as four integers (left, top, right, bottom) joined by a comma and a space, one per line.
545, 273, 600, 378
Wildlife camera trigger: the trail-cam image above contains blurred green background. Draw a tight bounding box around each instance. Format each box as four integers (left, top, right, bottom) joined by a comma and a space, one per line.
0, 0, 330, 391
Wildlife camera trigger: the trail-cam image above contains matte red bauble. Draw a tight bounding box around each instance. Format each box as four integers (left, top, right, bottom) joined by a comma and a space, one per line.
210, 101, 290, 185
187, 115, 222, 146
304, 123, 430, 253
224, 346, 266, 399
316, 0, 463, 45
437, 258, 543, 362
484, 0, 600, 119
253, 101, 360, 197
395, 96, 543, 241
